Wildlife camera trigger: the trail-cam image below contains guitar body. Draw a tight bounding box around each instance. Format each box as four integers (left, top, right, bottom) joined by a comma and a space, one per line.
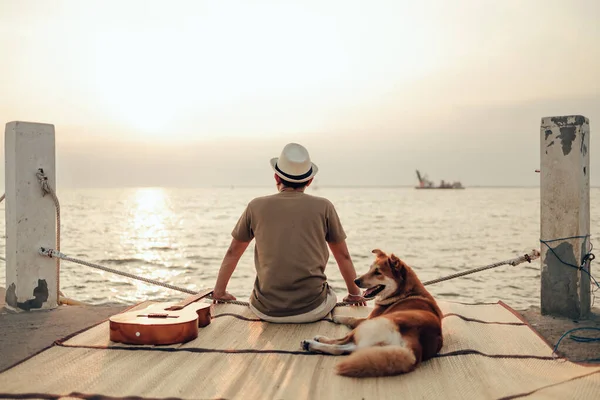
109, 289, 214, 345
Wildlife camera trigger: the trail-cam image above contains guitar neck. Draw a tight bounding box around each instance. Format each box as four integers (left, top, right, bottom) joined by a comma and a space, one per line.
167, 288, 214, 310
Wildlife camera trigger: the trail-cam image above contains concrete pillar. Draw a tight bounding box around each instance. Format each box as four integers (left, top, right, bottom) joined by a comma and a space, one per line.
540, 115, 590, 319
4, 121, 57, 310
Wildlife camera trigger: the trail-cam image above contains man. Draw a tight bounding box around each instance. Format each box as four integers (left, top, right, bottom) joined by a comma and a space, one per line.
212, 143, 366, 323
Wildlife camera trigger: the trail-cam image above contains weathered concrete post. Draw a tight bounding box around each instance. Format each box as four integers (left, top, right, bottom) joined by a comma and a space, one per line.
5, 121, 57, 310
540, 115, 590, 319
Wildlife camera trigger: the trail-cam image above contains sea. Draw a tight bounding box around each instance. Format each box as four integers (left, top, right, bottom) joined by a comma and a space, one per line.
1, 186, 599, 310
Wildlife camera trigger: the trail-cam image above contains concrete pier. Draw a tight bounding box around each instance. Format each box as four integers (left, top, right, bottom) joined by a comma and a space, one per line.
4, 121, 57, 310
0, 287, 127, 371
540, 115, 591, 319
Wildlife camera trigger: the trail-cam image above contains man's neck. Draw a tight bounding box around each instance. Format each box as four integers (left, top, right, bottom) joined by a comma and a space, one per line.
278, 185, 306, 193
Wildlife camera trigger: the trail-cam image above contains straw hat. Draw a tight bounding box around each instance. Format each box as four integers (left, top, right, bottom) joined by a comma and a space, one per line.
270, 143, 319, 183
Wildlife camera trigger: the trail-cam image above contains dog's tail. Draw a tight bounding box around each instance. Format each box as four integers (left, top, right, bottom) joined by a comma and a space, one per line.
335, 346, 417, 378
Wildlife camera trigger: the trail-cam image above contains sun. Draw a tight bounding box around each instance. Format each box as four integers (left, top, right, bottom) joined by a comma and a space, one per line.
86, 2, 441, 142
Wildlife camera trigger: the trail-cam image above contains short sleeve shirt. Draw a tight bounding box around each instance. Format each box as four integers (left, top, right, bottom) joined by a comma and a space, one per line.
231, 191, 346, 317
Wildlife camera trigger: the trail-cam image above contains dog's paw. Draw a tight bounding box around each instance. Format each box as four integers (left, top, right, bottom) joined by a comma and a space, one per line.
332, 315, 346, 325
301, 340, 312, 351
313, 335, 327, 342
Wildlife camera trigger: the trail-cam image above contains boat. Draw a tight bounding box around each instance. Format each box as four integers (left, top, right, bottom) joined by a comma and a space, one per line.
415, 170, 464, 189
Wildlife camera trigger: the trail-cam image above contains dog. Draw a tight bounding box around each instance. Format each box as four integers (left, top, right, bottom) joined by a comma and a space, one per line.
301, 249, 443, 377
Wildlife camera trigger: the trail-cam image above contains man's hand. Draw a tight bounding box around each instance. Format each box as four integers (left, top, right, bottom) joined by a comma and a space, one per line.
343, 293, 367, 306
212, 290, 237, 303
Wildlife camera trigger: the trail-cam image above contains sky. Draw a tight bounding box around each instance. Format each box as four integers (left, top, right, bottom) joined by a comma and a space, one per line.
0, 0, 599, 188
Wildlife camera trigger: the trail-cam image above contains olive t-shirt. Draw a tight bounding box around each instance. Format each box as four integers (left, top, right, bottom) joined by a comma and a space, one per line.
231, 191, 347, 317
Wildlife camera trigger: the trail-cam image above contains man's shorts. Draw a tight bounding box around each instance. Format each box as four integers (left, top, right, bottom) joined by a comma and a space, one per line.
248, 286, 337, 323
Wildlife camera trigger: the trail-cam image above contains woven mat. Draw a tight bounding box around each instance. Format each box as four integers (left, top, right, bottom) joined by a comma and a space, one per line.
0, 301, 598, 400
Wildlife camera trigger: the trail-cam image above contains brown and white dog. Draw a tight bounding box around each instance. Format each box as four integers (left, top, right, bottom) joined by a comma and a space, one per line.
301, 249, 443, 377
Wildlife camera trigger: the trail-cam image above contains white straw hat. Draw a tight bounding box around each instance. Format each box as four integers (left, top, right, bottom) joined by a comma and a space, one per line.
270, 143, 319, 183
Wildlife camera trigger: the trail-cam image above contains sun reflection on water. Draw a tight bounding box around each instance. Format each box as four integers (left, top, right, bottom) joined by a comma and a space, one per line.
117, 188, 187, 301
131, 187, 169, 242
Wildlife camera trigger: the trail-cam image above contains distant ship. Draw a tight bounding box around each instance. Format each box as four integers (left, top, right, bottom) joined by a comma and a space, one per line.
415, 170, 464, 189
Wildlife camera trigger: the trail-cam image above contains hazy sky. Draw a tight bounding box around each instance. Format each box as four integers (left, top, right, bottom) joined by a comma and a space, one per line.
1, 0, 599, 188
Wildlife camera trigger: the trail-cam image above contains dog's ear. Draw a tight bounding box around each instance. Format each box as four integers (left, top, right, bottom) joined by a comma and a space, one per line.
389, 253, 407, 280
372, 249, 387, 258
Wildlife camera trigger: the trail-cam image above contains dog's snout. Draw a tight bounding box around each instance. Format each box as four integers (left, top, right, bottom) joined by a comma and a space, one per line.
354, 278, 361, 286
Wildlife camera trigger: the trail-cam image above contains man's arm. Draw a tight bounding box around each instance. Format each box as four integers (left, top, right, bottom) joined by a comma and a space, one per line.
328, 240, 366, 304
213, 238, 251, 301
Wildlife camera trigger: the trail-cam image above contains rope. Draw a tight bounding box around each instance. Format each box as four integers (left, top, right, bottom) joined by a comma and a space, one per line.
39, 248, 541, 307
36, 169, 61, 305
334, 249, 541, 306
0, 195, 5, 263
0, 194, 4, 264
39, 248, 197, 294
37, 248, 254, 306
421, 250, 541, 286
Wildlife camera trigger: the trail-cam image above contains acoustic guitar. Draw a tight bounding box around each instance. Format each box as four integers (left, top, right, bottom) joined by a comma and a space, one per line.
109, 289, 214, 345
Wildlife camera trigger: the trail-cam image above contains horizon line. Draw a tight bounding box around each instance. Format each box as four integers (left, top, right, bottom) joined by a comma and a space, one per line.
19, 184, 577, 190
